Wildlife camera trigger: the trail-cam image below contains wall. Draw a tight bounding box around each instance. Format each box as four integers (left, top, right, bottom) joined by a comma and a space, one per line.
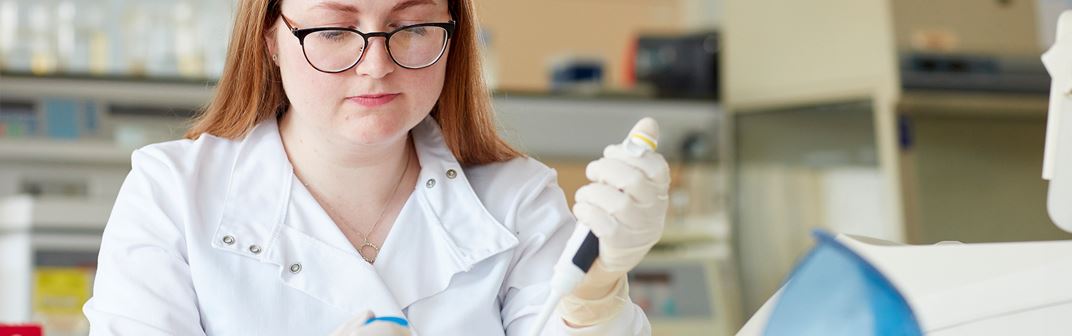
477, 0, 685, 91
890, 0, 1044, 56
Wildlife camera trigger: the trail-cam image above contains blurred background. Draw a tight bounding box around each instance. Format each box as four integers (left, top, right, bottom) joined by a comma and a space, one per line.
1, 0, 1071, 335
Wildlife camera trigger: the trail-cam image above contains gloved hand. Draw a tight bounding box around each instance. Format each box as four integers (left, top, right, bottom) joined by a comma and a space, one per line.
330, 312, 412, 336
559, 118, 670, 326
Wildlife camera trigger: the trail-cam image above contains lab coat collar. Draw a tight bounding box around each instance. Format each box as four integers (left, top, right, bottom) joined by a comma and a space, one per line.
210, 116, 518, 315
374, 117, 520, 309
404, 116, 520, 269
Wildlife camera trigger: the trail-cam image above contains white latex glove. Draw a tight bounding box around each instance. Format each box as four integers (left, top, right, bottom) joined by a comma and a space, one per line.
330, 312, 412, 336
573, 118, 670, 274
557, 118, 670, 327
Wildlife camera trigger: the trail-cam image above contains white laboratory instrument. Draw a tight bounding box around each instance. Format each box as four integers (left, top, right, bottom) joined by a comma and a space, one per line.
1045, 10, 1072, 233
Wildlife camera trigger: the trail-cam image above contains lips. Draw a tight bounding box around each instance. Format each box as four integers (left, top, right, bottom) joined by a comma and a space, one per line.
347, 93, 400, 108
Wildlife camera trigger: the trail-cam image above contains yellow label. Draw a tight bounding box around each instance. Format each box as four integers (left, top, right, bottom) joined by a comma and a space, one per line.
33, 267, 91, 315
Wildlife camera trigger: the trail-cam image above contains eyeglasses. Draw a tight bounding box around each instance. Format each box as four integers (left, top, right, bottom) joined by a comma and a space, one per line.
281, 15, 456, 73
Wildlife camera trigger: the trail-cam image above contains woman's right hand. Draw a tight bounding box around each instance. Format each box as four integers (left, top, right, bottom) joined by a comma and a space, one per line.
330, 312, 412, 336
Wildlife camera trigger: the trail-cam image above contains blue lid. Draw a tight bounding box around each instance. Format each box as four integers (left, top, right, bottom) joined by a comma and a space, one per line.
763, 230, 923, 336
364, 316, 409, 328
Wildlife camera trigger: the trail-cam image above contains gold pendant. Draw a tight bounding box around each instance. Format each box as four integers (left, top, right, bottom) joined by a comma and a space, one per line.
359, 239, 380, 263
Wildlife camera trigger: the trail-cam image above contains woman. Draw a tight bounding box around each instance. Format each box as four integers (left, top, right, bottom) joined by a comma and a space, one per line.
83, 0, 670, 335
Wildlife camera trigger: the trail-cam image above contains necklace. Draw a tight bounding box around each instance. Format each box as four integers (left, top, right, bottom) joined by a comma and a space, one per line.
303, 143, 413, 264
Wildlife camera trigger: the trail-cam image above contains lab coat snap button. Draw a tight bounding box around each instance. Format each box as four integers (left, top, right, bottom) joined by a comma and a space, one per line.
290, 263, 302, 273
249, 245, 262, 254
222, 235, 235, 245
426, 178, 436, 188
446, 169, 457, 179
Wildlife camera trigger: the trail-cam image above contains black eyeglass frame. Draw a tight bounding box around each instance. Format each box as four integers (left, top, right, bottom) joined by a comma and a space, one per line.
280, 15, 457, 73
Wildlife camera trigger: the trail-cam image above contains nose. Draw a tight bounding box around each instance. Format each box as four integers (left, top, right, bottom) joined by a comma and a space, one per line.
354, 36, 395, 78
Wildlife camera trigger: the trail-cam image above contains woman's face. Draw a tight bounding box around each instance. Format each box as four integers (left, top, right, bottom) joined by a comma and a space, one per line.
269, 0, 451, 147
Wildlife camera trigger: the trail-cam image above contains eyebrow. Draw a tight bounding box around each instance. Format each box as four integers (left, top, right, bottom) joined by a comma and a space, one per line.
312, 1, 360, 14
311, 0, 437, 14
391, 0, 436, 12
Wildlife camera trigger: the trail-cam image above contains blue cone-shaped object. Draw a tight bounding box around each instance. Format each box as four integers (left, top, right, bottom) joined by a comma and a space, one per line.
763, 230, 923, 336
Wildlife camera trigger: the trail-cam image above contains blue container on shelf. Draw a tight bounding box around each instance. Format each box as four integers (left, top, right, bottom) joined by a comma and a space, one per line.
0, 101, 38, 138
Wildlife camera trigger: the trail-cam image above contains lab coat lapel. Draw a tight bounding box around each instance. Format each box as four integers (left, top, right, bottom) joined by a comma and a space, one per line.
373, 117, 520, 309
210, 119, 290, 264
267, 224, 405, 317
210, 118, 404, 317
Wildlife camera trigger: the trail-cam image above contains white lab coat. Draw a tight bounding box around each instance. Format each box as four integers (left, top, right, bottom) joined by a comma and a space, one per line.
83, 116, 651, 335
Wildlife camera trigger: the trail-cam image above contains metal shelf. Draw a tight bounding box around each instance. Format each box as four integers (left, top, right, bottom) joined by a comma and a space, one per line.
0, 195, 113, 232
495, 95, 720, 160
658, 215, 729, 246
0, 139, 132, 165
1, 74, 215, 110
898, 91, 1049, 118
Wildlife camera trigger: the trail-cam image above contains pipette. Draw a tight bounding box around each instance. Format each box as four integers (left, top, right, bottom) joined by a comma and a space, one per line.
528, 118, 659, 336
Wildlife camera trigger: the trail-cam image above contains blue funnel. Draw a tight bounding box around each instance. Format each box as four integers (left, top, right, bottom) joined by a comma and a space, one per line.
763, 230, 922, 336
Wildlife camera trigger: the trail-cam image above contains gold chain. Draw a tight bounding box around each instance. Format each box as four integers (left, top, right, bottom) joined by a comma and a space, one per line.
303, 140, 413, 264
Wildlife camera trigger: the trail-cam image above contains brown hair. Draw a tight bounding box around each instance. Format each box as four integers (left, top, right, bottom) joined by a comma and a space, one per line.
185, 0, 522, 165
